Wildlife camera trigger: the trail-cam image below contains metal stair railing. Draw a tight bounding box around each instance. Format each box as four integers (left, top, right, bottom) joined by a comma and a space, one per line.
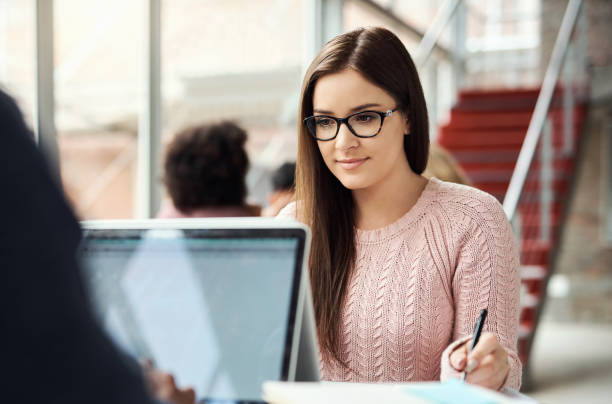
499, 0, 588, 390
409, 0, 588, 389
502, 0, 585, 224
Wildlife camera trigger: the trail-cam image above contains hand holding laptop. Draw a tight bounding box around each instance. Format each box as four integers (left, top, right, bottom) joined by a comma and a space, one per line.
141, 359, 196, 404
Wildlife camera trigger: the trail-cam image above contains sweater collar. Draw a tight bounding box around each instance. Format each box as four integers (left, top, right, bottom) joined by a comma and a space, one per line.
355, 177, 440, 244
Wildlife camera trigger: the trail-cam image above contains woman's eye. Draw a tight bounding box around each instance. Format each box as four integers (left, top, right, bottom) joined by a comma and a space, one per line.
355, 113, 375, 122
316, 118, 333, 127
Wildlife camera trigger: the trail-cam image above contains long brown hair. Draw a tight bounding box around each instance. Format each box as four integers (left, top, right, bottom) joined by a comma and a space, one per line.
295, 27, 430, 365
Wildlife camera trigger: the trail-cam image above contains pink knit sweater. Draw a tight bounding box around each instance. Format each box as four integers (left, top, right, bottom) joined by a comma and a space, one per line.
277, 177, 521, 389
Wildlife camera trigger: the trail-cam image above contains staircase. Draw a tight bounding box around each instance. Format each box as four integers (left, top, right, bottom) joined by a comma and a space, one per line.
437, 88, 587, 376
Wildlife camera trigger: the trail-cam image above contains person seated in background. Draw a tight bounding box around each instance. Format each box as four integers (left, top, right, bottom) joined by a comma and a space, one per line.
157, 121, 261, 218
0, 88, 195, 404
422, 143, 472, 185
262, 161, 296, 217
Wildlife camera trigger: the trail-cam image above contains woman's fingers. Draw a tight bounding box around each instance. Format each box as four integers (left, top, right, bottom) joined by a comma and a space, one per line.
449, 341, 469, 370
465, 332, 498, 372
467, 359, 508, 389
464, 333, 510, 390
465, 352, 505, 387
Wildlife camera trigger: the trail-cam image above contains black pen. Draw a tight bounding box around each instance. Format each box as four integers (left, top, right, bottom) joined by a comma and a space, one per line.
462, 308, 488, 382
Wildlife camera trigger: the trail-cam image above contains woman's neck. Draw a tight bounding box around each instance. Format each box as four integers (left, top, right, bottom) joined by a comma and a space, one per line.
352, 165, 428, 231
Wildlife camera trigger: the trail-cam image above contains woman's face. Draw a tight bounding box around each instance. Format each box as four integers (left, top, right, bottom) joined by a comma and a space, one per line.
311, 68, 410, 192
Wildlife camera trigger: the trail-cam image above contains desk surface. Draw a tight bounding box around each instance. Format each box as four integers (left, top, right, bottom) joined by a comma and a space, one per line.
262, 380, 539, 404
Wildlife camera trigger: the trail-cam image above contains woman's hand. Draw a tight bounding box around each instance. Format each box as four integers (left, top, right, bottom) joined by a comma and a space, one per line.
141, 360, 196, 404
449, 332, 509, 390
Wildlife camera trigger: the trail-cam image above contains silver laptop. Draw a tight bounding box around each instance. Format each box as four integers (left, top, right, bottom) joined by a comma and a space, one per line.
79, 218, 320, 403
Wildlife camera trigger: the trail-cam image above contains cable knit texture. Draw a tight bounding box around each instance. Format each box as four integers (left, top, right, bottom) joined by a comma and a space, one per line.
277, 177, 521, 389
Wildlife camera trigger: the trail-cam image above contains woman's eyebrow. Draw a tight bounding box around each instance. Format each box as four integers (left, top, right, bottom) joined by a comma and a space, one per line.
313, 103, 382, 116
348, 103, 381, 113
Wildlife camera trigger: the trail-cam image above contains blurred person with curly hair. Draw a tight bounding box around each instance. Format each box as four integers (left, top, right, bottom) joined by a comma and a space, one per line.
157, 121, 261, 218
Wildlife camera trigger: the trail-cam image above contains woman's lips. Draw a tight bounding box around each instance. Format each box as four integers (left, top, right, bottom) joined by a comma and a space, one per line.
337, 158, 368, 170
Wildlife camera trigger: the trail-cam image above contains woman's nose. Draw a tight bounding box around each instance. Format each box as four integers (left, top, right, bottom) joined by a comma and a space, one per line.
334, 122, 358, 150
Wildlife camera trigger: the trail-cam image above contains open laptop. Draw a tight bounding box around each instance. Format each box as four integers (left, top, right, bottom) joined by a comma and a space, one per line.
79, 218, 320, 403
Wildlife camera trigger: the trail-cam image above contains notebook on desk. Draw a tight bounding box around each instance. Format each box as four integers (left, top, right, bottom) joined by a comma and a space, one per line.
79, 218, 320, 403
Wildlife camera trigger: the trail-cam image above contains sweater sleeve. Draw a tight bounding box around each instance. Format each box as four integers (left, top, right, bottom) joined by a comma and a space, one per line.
439, 193, 522, 390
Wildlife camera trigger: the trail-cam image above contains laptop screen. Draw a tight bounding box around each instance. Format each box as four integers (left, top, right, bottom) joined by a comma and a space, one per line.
79, 226, 305, 402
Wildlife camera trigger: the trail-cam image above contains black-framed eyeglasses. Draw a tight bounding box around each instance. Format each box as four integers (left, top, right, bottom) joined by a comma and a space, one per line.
303, 108, 399, 141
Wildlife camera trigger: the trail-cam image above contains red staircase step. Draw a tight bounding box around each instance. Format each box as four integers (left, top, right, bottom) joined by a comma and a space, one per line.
446, 110, 533, 130
519, 322, 535, 340
468, 187, 569, 205
512, 190, 570, 207
454, 87, 579, 113
449, 148, 576, 167
521, 223, 562, 241
454, 100, 536, 112
441, 123, 583, 143
519, 201, 563, 215
518, 265, 548, 364
523, 178, 569, 193
518, 334, 532, 364
471, 178, 568, 197
520, 293, 540, 331
439, 129, 526, 149
521, 211, 562, 227
439, 87, 586, 370
521, 265, 547, 293
462, 165, 571, 184
523, 228, 562, 243
521, 240, 552, 266
521, 222, 562, 241
439, 124, 583, 150
444, 106, 585, 131
531, 158, 575, 172
521, 291, 540, 309
449, 149, 520, 164
459, 87, 541, 102
458, 161, 517, 171
519, 205, 564, 239
456, 91, 539, 111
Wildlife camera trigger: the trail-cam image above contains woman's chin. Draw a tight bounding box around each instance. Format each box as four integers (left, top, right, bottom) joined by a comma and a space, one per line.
337, 177, 371, 191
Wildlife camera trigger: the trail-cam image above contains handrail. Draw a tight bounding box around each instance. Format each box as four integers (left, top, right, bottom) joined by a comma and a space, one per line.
502, 0, 583, 221
414, 0, 462, 68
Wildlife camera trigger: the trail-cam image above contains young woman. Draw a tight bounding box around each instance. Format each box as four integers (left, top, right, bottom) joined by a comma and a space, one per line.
278, 27, 521, 390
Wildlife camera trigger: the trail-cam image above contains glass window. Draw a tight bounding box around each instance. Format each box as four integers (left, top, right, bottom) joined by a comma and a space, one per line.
160, 0, 307, 207
343, 0, 449, 52
464, 0, 541, 88
0, 0, 36, 126
55, 0, 145, 219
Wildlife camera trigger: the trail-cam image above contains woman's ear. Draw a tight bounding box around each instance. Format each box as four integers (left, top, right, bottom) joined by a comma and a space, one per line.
403, 114, 411, 136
